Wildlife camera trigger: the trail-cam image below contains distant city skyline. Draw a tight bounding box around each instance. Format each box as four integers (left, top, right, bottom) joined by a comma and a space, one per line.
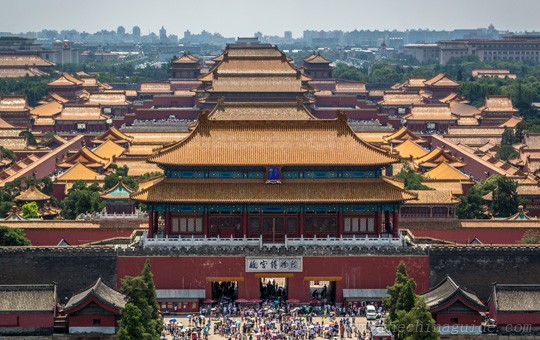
1, 0, 539, 38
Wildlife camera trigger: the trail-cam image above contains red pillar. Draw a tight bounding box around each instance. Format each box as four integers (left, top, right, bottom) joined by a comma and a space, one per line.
203, 211, 210, 237
375, 211, 382, 236
153, 211, 159, 235
242, 211, 248, 237
299, 212, 305, 237
337, 211, 344, 237
165, 211, 171, 236
393, 209, 400, 238
148, 210, 154, 238
384, 210, 390, 234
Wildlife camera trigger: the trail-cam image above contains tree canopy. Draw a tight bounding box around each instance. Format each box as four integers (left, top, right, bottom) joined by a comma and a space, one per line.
0, 226, 31, 246
394, 166, 432, 190
61, 181, 104, 219
21, 202, 39, 219
119, 259, 161, 339
519, 230, 540, 244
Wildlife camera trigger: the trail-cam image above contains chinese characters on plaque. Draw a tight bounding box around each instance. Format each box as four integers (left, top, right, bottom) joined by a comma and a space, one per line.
245, 257, 303, 272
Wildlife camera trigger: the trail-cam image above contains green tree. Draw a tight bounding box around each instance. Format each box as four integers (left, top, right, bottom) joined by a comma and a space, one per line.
384, 261, 415, 323
141, 259, 162, 335
456, 187, 487, 219
61, 181, 104, 219
0, 226, 31, 246
19, 130, 37, 146
117, 303, 148, 340
515, 121, 526, 143
0, 146, 15, 161
496, 144, 519, 161
21, 202, 39, 219
121, 275, 159, 339
395, 298, 439, 340
491, 176, 519, 217
519, 229, 540, 244
501, 127, 515, 146
394, 166, 431, 190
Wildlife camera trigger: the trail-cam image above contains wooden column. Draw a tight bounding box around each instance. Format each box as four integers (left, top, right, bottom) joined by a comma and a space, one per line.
153, 211, 159, 235
393, 209, 399, 238
165, 210, 171, 236
242, 211, 248, 237
148, 209, 154, 238
299, 212, 305, 237
375, 211, 382, 236
384, 210, 390, 233
203, 211, 210, 237
337, 211, 344, 237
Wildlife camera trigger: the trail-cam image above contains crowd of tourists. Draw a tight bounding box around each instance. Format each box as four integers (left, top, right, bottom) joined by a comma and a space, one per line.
161, 299, 386, 340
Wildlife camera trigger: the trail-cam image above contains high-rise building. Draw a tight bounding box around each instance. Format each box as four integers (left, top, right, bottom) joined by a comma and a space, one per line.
117, 26, 126, 36
284, 31, 293, 40
159, 26, 168, 43
132, 26, 141, 38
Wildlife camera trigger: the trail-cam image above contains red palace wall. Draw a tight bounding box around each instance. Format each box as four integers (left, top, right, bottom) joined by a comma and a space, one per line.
68, 314, 116, 327
0, 312, 54, 327
409, 229, 530, 245
435, 312, 482, 326
22, 228, 138, 246
117, 255, 429, 303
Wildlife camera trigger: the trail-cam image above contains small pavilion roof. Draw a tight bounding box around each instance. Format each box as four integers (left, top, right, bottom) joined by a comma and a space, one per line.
505, 205, 534, 220
394, 139, 429, 159
14, 183, 50, 201
57, 147, 110, 169
149, 111, 399, 167
423, 162, 471, 181
100, 177, 134, 199
91, 127, 134, 145
64, 277, 126, 314
131, 177, 417, 204
424, 73, 459, 87
3, 205, 25, 220
172, 52, 201, 64
47, 73, 83, 87
92, 140, 126, 160
421, 276, 485, 311
383, 127, 427, 144
303, 52, 332, 64
56, 162, 100, 182
415, 148, 466, 168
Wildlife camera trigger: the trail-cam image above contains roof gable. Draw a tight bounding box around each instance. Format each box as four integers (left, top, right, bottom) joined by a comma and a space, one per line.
48, 73, 83, 86
56, 162, 100, 181
64, 278, 126, 314
423, 162, 470, 181
424, 73, 459, 87
92, 140, 126, 160
394, 139, 429, 159
421, 276, 485, 312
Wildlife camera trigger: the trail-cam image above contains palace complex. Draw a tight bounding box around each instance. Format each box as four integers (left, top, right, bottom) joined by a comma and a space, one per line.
0, 38, 540, 337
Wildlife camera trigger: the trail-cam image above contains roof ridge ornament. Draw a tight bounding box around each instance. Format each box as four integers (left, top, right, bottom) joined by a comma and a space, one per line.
337, 110, 348, 124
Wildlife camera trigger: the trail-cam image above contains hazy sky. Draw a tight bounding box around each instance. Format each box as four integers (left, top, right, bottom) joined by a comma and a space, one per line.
1, 0, 539, 37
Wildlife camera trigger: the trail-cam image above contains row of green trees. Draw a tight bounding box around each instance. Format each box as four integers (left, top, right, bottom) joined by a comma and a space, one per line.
0, 226, 31, 246
118, 260, 162, 339
384, 262, 438, 339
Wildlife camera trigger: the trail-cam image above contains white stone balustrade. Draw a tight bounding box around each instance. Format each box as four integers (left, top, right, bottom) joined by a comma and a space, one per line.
142, 233, 404, 249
